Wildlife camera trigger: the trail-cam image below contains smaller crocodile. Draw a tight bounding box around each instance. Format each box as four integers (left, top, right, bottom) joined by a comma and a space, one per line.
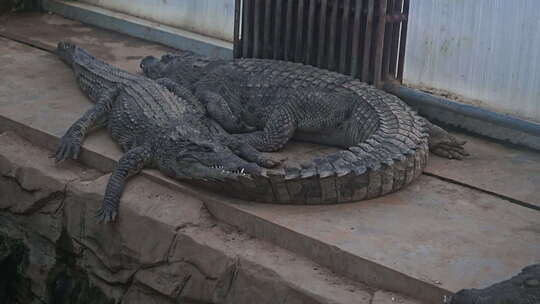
54, 42, 276, 222
451, 263, 540, 304
141, 54, 468, 159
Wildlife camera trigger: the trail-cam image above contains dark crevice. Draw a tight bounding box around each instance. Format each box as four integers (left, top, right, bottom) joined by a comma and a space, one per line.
0, 234, 33, 304
0, 31, 55, 53
423, 172, 540, 212
48, 228, 116, 304
22, 190, 65, 215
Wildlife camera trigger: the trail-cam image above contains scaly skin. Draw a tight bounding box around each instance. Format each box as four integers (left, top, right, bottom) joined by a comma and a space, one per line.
141, 54, 468, 159
138, 54, 467, 204
55, 42, 276, 222
451, 264, 540, 304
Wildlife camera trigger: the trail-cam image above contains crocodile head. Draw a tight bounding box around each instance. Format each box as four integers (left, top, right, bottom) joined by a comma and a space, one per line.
158, 137, 261, 181
139, 55, 163, 79
140, 53, 219, 85
56, 41, 94, 67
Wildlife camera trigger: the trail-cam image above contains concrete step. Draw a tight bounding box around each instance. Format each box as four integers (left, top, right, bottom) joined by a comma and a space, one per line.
1, 14, 539, 303
1, 131, 421, 304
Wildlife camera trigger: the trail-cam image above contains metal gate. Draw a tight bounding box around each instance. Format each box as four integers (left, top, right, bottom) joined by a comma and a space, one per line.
233, 0, 409, 88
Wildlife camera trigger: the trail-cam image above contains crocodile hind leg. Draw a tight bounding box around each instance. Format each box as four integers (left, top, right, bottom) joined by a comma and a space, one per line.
96, 146, 152, 223
422, 118, 469, 159
54, 87, 119, 162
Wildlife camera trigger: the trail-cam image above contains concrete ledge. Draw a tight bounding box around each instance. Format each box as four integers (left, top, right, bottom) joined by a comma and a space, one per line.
386, 85, 540, 151
1, 131, 394, 304
41, 0, 234, 59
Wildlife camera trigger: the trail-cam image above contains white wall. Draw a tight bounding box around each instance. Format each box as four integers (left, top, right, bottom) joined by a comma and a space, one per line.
404, 0, 540, 122
80, 0, 540, 122
79, 0, 235, 42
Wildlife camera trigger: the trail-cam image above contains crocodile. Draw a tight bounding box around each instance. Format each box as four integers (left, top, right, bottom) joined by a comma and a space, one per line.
451, 263, 540, 304
54, 42, 277, 222
140, 53, 468, 204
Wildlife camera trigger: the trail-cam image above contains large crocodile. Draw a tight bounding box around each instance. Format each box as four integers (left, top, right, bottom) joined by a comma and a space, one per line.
140, 54, 468, 204
450, 263, 540, 304
54, 42, 277, 222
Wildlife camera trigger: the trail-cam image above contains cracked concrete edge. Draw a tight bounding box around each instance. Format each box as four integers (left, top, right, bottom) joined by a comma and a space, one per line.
0, 95, 433, 302
0, 104, 437, 302
0, 116, 118, 173
0, 131, 424, 304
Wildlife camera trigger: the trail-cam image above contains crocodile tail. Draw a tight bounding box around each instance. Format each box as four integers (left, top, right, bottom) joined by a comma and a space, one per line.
271, 81, 430, 204
339, 81, 430, 200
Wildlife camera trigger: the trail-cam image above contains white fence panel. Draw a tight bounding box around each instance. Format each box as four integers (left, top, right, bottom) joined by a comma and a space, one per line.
80, 0, 539, 122
79, 0, 235, 42
404, 0, 540, 122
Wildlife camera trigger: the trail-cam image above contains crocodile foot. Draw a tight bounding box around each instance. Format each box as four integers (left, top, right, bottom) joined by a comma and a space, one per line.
96, 205, 118, 223
431, 139, 468, 160
53, 130, 83, 162
426, 123, 469, 160
258, 157, 280, 168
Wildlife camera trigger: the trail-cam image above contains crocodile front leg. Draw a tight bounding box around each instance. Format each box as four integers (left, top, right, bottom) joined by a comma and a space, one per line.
207, 120, 279, 168
200, 90, 256, 133
233, 105, 297, 152
422, 118, 469, 159
96, 146, 152, 223
54, 87, 119, 162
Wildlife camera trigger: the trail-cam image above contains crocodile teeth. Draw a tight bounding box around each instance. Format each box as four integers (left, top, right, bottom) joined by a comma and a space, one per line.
240, 168, 245, 174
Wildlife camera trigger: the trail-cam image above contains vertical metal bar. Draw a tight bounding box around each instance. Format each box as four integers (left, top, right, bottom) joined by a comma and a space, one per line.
295, 0, 305, 62
361, 0, 375, 82
328, 0, 339, 71
242, 0, 252, 57
381, 0, 394, 81
284, 0, 294, 61
389, 0, 404, 78
305, 0, 317, 65
253, 0, 262, 58
397, 0, 409, 82
350, 0, 363, 78
263, 0, 272, 58
273, 0, 283, 59
373, 0, 388, 88
233, 0, 242, 58
317, 0, 328, 67
339, 0, 352, 74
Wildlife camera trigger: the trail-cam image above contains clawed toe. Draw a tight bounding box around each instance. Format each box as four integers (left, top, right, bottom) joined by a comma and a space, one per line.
96, 207, 118, 223
433, 145, 469, 160
54, 136, 81, 163
260, 157, 280, 168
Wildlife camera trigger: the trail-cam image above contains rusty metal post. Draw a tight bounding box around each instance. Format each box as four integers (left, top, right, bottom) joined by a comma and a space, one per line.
373, 0, 388, 88
397, 0, 409, 82
233, 0, 242, 58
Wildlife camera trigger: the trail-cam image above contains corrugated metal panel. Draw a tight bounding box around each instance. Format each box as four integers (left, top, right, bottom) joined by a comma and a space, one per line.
233, 0, 410, 88
79, 0, 235, 42
404, 0, 540, 122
